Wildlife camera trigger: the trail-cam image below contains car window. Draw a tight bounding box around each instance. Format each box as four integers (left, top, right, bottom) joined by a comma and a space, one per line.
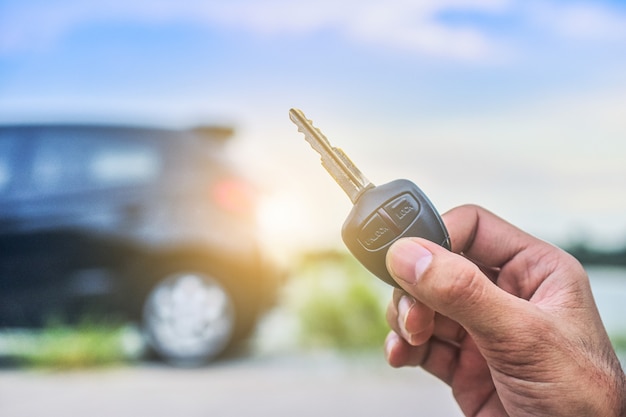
89, 147, 160, 185
30, 129, 162, 195
0, 133, 17, 195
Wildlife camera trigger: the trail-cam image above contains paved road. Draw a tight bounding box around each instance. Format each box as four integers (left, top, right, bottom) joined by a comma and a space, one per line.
0, 351, 463, 417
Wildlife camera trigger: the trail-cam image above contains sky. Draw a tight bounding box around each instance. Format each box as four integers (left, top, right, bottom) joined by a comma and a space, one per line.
1, 0, 626, 255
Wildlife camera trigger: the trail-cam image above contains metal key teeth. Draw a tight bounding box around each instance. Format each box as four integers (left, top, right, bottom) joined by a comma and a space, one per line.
295, 116, 321, 137
290, 110, 331, 145
290, 108, 374, 203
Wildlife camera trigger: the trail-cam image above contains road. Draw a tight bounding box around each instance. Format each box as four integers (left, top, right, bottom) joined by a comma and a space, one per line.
0, 351, 463, 417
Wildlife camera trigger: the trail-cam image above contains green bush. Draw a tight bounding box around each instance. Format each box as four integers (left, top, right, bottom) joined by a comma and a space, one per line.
290, 250, 391, 351
5, 320, 134, 369
610, 333, 626, 354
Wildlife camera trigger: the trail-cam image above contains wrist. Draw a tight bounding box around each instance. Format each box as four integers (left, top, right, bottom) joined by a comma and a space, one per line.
616, 369, 626, 417
606, 361, 626, 417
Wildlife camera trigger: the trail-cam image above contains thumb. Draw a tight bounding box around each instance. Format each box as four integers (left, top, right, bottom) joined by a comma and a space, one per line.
386, 238, 526, 340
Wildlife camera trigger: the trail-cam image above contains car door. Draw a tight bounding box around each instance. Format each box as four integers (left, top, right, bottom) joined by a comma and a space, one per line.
0, 129, 22, 232
1, 126, 164, 324
0, 128, 52, 324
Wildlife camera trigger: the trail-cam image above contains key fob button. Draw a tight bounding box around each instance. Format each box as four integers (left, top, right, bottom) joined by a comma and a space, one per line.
357, 213, 396, 250
383, 193, 420, 231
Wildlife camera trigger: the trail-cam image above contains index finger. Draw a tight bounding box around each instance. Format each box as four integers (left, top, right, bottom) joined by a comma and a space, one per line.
442, 204, 548, 269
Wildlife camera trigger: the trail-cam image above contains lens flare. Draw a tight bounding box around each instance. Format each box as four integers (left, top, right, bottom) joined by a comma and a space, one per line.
257, 192, 311, 260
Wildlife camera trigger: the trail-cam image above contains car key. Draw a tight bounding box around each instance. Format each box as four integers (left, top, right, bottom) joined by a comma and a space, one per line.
289, 108, 450, 288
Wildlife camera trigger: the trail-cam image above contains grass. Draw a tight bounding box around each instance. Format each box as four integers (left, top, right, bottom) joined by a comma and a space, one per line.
2, 320, 138, 370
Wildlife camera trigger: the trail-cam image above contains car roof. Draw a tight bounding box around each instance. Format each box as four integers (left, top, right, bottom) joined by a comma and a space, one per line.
0, 123, 178, 135
0, 123, 234, 144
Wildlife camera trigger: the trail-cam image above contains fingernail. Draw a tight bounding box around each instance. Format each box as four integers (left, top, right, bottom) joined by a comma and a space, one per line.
384, 331, 401, 361
387, 239, 433, 285
398, 295, 415, 330
398, 295, 418, 344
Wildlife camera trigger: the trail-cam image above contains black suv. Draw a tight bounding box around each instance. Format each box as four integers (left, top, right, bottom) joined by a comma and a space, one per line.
0, 124, 282, 365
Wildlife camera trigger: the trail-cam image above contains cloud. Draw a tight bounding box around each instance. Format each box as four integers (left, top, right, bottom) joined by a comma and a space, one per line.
527, 2, 626, 40
208, 0, 512, 60
341, 1, 510, 60
0, 0, 509, 60
2, 0, 626, 61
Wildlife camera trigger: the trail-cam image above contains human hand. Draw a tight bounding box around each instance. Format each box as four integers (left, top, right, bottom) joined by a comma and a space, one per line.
384, 205, 626, 417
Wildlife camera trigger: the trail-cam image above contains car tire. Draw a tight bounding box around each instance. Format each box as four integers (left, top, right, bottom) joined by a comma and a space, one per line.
142, 269, 237, 366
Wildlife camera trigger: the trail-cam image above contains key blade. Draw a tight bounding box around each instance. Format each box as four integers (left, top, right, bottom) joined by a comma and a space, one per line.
289, 108, 372, 203
289, 108, 333, 155
320, 152, 367, 203
326, 147, 371, 196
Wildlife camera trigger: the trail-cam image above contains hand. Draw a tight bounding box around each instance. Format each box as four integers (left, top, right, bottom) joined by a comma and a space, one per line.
384, 205, 626, 417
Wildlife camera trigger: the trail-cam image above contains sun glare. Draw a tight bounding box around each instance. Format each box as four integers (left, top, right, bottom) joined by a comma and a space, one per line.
257, 192, 313, 261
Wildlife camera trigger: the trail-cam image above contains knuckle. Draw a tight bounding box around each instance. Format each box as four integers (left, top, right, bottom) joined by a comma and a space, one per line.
434, 262, 486, 313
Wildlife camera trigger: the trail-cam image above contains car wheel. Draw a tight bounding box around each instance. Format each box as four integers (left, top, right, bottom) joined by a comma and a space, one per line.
142, 270, 236, 366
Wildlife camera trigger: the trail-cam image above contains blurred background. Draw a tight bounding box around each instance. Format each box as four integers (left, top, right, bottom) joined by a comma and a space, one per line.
2, 0, 626, 250
3, 0, 626, 241
1, 0, 626, 415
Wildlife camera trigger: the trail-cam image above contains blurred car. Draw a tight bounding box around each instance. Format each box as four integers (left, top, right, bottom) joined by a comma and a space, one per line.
0, 123, 283, 365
